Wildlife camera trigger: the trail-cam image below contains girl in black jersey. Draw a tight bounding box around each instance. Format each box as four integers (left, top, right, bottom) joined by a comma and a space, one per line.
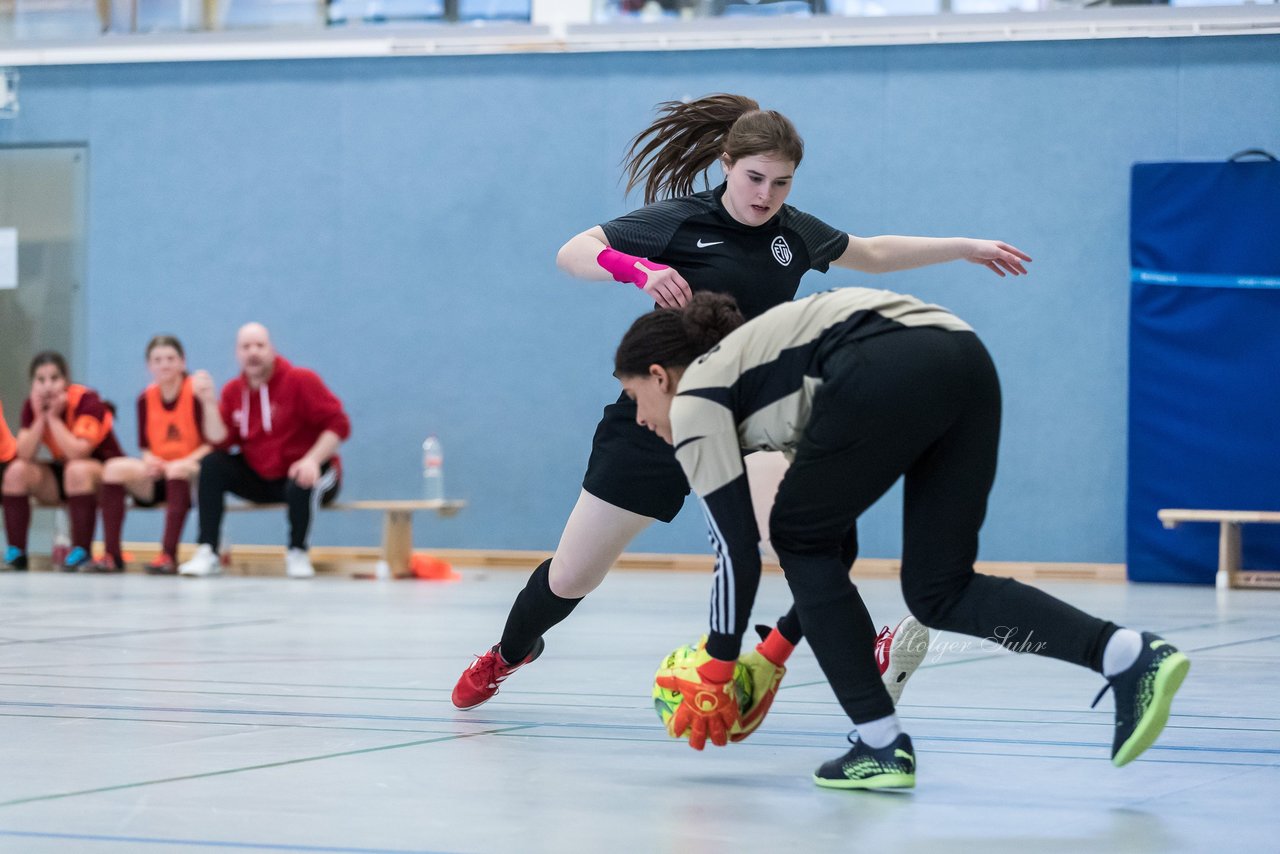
451, 94, 1032, 723
613, 290, 1188, 789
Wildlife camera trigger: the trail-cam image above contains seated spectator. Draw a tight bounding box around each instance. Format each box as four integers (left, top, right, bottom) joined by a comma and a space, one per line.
0, 401, 15, 486
179, 323, 350, 579
96, 336, 213, 574
2, 352, 123, 571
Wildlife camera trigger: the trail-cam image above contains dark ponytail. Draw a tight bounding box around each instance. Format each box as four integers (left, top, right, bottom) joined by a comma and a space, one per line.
623, 94, 805, 204
615, 292, 745, 377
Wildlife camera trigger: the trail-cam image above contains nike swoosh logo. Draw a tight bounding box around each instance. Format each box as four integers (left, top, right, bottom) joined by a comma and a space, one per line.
696, 239, 724, 248
894, 749, 913, 761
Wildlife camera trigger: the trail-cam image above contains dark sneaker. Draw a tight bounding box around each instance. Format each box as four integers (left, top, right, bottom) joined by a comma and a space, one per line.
451, 638, 546, 710
90, 554, 125, 573
814, 732, 916, 790
1092, 632, 1190, 767
4, 545, 27, 571
61, 546, 91, 572
145, 555, 177, 575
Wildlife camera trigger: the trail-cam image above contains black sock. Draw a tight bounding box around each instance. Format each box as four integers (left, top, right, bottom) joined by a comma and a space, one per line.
777, 606, 804, 645
498, 559, 582, 663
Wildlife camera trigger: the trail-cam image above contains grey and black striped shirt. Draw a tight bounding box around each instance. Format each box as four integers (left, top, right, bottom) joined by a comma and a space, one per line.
670, 287, 971, 654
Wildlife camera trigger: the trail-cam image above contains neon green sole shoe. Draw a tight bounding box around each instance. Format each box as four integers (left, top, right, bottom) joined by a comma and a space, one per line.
814, 733, 916, 790
1093, 632, 1191, 768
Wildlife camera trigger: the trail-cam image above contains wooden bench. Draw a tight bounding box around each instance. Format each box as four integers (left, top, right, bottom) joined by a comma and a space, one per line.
219, 499, 464, 578
26, 499, 464, 577
1158, 508, 1280, 589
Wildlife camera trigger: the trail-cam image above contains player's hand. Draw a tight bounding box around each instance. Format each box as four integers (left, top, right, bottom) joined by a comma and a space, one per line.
639, 264, 692, 309
730, 624, 795, 743
289, 457, 321, 489
48, 391, 68, 417
963, 239, 1031, 277
190, 370, 216, 402
655, 656, 739, 750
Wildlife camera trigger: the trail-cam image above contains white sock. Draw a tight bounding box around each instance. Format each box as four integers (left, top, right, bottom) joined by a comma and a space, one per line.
856, 713, 903, 749
1102, 628, 1143, 677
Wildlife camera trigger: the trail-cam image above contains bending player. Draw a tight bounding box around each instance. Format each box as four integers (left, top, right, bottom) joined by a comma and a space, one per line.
452, 93, 1031, 733
621, 290, 1189, 788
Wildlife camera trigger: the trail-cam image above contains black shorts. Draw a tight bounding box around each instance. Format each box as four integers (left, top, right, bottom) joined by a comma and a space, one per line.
47, 461, 69, 503
131, 478, 177, 508
581, 393, 690, 523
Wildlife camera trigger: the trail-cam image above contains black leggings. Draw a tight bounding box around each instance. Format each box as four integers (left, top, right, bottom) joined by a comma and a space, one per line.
196, 451, 340, 551
772, 328, 1116, 725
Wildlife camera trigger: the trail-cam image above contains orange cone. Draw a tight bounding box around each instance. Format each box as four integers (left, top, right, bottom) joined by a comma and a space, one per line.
409, 553, 460, 582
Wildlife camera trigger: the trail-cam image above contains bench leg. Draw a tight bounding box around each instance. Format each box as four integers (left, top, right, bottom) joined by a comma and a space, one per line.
1218, 521, 1242, 589
383, 511, 414, 579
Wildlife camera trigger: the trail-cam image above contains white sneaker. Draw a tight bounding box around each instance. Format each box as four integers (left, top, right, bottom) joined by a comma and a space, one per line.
178, 544, 222, 577
285, 548, 315, 579
876, 616, 931, 707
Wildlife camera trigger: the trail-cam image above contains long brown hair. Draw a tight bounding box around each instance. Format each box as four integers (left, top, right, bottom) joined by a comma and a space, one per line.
623, 94, 805, 204
614, 293, 745, 377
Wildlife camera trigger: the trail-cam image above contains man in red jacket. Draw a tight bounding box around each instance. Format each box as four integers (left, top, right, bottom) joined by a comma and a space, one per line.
179, 323, 351, 579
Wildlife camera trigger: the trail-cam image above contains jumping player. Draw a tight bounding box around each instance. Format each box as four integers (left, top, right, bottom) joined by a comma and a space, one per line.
95, 335, 213, 574
451, 94, 1031, 731
2, 352, 124, 571
621, 290, 1189, 787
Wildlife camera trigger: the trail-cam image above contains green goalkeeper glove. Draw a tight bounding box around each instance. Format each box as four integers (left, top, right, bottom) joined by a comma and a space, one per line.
730, 624, 796, 742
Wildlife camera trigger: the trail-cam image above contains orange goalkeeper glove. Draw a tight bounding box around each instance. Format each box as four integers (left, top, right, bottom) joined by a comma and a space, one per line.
655, 654, 739, 750
729, 624, 796, 742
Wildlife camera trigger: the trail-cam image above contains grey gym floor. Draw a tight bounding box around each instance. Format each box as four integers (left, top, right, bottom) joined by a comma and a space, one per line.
0, 568, 1275, 853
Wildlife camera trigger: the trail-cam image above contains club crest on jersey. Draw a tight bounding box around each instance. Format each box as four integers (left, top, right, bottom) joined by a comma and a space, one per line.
771, 235, 792, 266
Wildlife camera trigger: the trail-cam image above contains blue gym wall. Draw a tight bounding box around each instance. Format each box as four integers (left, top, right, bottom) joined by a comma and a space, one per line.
2, 35, 1277, 562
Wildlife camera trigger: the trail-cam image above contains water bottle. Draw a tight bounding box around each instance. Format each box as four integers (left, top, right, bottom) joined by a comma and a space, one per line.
51, 510, 71, 566
422, 434, 445, 502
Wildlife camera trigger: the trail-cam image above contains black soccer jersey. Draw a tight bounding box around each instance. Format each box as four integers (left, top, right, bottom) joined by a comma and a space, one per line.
600, 183, 849, 321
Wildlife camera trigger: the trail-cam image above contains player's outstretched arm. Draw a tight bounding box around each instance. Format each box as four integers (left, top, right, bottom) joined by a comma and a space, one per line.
834, 235, 1031, 277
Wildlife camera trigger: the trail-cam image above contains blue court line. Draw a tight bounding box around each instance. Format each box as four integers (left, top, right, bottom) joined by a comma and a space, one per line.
0, 619, 278, 646
0, 724, 534, 809
4, 698, 1267, 759
0, 829, 454, 854
494, 731, 1280, 769
7, 678, 1270, 734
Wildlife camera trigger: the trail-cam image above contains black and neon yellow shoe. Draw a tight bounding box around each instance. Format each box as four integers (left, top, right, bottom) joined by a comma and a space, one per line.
1092, 632, 1190, 767
814, 733, 916, 790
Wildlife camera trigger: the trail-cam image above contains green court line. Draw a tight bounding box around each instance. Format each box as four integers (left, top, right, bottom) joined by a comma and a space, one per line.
0, 680, 640, 709
0, 710, 468, 736
782, 617, 1262, 690
0, 619, 279, 646
0, 724, 536, 809
0, 670, 658, 702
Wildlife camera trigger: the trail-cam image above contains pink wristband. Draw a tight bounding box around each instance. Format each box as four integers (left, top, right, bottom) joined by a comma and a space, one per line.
597, 247, 668, 289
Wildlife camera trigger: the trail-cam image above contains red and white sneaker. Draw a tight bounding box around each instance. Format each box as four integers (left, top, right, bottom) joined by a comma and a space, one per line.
875, 616, 930, 706
451, 638, 545, 710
